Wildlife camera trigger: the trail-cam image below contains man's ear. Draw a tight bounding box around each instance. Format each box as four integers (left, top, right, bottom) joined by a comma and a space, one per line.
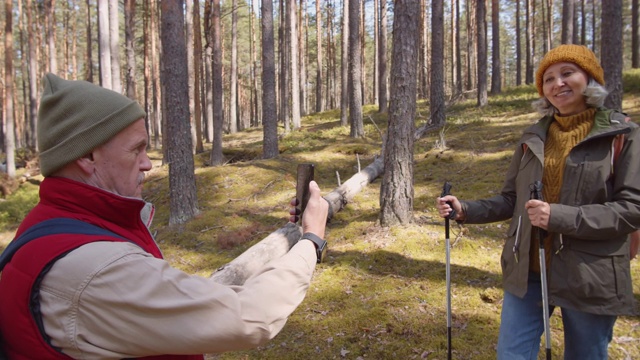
75, 152, 96, 174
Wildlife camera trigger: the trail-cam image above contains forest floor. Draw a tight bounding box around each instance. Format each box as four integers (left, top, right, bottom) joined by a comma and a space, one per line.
1, 72, 640, 359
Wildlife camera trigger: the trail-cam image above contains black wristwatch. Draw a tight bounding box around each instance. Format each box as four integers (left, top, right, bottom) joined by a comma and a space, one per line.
301, 232, 327, 263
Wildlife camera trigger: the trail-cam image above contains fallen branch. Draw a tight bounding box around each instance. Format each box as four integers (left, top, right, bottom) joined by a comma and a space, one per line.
210, 155, 385, 285
211, 123, 444, 285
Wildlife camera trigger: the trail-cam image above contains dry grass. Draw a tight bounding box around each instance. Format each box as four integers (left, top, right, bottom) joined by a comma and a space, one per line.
1, 74, 640, 359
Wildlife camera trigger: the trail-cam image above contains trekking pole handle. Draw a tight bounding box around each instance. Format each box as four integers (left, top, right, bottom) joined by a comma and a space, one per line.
529, 180, 547, 248
441, 182, 457, 220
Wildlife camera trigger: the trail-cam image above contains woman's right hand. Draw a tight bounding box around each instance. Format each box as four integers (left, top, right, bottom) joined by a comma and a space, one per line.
436, 195, 463, 221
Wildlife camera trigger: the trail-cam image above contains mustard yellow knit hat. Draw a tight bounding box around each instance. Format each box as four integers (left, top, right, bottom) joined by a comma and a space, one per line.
535, 44, 604, 96
37, 73, 146, 177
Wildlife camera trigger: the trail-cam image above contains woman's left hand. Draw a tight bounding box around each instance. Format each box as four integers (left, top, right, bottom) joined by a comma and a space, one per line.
525, 199, 550, 230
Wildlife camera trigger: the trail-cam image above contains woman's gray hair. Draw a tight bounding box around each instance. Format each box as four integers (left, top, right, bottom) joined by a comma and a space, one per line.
531, 78, 609, 116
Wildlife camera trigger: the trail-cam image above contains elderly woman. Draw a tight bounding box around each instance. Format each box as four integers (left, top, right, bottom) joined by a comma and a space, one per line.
436, 44, 639, 359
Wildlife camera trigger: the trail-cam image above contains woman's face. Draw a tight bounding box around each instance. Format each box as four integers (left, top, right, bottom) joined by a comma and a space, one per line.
542, 62, 589, 116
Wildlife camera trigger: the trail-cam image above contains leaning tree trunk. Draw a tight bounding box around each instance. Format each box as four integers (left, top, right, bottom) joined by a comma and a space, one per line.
211, 155, 384, 285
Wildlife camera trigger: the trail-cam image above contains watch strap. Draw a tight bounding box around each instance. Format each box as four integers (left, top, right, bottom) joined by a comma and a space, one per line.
301, 232, 324, 247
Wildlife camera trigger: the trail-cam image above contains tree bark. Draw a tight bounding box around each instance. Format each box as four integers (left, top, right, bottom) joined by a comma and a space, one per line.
261, 0, 279, 159
109, 0, 122, 92
289, 0, 301, 129
476, 0, 487, 107
160, 0, 200, 225
315, 0, 323, 113
601, 0, 623, 111
430, 0, 445, 125
25, 0, 39, 150
210, 0, 224, 165
85, 0, 93, 82
229, 0, 238, 134
45, 0, 57, 74
348, 0, 363, 138
193, 0, 204, 153
124, 0, 137, 100
380, 0, 420, 227
632, 0, 639, 68
516, 0, 522, 85
490, 0, 501, 94
98, 0, 112, 88
5, 0, 16, 177
561, 0, 574, 44
378, 0, 388, 113
340, 0, 349, 126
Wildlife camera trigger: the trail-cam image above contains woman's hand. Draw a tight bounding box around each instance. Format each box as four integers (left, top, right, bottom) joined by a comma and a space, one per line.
525, 199, 550, 230
436, 195, 464, 221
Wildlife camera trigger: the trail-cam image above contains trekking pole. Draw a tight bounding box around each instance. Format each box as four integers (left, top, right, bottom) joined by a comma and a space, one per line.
441, 182, 457, 360
530, 181, 552, 360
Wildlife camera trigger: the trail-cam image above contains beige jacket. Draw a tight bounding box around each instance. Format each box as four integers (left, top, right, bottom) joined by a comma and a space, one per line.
40, 239, 317, 359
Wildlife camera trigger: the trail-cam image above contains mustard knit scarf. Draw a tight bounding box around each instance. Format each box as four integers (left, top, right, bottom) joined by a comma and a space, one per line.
530, 107, 595, 273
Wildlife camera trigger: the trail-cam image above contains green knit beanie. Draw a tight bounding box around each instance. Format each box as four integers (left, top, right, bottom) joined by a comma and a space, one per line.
37, 73, 146, 177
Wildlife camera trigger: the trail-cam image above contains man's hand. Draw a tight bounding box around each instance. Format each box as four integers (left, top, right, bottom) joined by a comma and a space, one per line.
289, 181, 329, 239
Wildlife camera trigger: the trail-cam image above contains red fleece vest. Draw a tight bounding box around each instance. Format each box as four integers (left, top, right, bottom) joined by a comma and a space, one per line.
0, 223, 203, 360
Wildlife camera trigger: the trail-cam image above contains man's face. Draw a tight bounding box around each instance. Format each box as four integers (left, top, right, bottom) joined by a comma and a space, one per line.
90, 118, 152, 198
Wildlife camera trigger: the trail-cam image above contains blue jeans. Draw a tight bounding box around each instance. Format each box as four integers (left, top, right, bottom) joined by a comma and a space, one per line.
497, 272, 617, 360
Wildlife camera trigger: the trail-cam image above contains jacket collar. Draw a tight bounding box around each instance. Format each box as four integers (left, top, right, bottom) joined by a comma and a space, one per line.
39, 177, 155, 230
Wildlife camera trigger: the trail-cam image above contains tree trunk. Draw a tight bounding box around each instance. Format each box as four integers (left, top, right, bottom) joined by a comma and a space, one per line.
109, 0, 122, 92
430, 0, 445, 126
490, 0, 501, 94
204, 1, 214, 143
299, 0, 308, 117
477, 0, 488, 107
454, 0, 462, 95
466, 0, 476, 91
315, 0, 323, 113
632, 0, 639, 68
580, 0, 586, 45
193, 0, 204, 153
380, 0, 420, 227
289, 0, 301, 129
143, 0, 151, 136
160, 0, 200, 225
5, 0, 16, 177
561, 0, 574, 44
25, 0, 39, 150
98, 0, 112, 88
210, 0, 224, 165
418, 0, 428, 99
601, 0, 623, 111
229, 0, 238, 134
279, 0, 290, 133
378, 0, 388, 113
360, 1, 366, 105
373, 0, 379, 106
525, 0, 533, 84
45, 0, 57, 74
85, 0, 93, 82
125, 0, 137, 100
348, 0, 363, 138
151, 0, 162, 150
261, 0, 279, 159
340, 0, 349, 126
516, 0, 522, 85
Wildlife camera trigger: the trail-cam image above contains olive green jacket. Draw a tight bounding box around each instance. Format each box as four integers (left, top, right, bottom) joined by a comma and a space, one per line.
461, 108, 639, 316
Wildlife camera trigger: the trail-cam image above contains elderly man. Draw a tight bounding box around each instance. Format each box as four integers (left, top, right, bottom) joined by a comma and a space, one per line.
0, 74, 328, 359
